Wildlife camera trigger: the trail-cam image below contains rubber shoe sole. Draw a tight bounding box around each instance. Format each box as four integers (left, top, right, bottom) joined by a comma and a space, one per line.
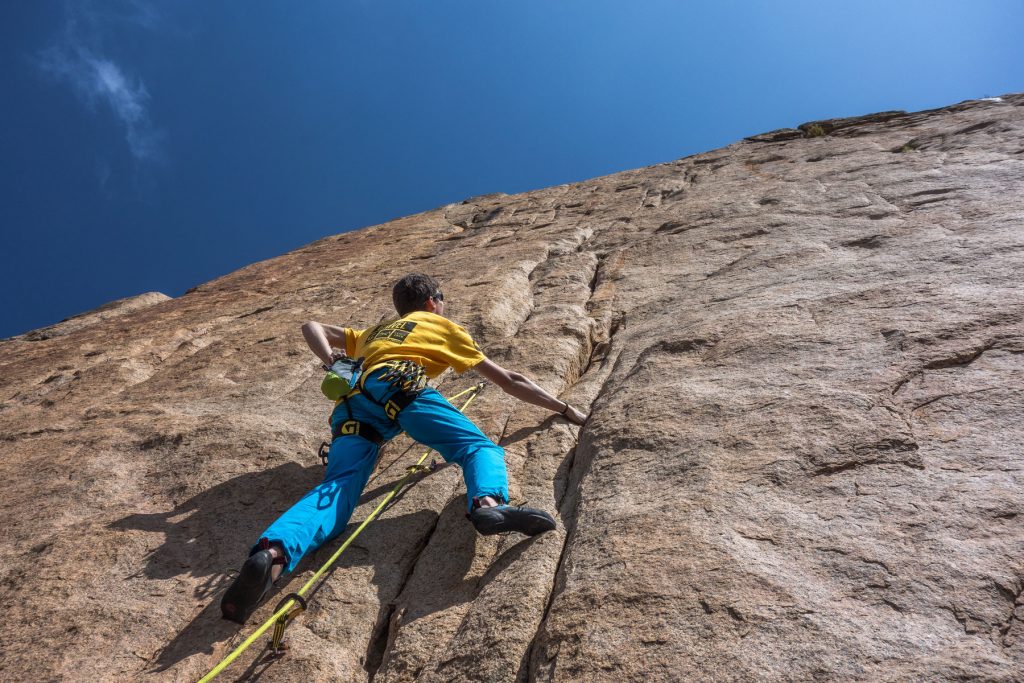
470, 505, 556, 536
220, 549, 274, 624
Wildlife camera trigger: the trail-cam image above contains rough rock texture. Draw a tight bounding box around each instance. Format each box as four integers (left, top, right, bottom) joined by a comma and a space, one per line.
2, 95, 1023, 682
11, 291, 171, 342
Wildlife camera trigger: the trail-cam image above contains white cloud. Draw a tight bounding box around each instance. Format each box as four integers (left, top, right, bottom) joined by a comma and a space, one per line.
36, 2, 163, 163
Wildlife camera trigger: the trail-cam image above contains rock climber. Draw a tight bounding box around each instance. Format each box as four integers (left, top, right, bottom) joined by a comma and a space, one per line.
221, 273, 587, 623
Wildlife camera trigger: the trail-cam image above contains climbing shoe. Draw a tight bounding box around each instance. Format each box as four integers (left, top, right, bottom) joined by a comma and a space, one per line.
470, 504, 557, 536
220, 547, 279, 624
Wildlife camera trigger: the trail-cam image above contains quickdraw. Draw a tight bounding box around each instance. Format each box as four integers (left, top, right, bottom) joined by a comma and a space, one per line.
267, 593, 307, 657
375, 359, 428, 395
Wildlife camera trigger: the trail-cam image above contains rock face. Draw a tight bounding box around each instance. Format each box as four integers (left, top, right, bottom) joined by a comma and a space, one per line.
1, 95, 1023, 682
10, 291, 171, 342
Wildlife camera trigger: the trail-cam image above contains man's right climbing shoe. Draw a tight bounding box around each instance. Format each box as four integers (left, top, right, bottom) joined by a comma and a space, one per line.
470, 504, 557, 537
220, 549, 276, 624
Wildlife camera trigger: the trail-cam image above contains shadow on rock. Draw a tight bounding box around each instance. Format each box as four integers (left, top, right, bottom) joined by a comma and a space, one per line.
356, 460, 454, 510
110, 462, 323, 592
499, 417, 554, 447
151, 509, 451, 675
143, 464, 471, 675
380, 497, 544, 633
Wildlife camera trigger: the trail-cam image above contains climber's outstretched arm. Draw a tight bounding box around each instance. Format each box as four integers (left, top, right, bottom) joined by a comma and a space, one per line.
301, 320, 347, 365
475, 359, 587, 425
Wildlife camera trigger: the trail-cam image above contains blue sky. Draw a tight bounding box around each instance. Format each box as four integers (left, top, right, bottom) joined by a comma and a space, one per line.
2, 1, 1022, 338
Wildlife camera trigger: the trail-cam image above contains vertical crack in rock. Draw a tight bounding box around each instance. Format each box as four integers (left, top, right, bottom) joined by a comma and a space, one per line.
364, 505, 446, 680
520, 509, 576, 683
365, 603, 398, 680
522, 425, 610, 682
521, 248, 625, 682
504, 251, 551, 341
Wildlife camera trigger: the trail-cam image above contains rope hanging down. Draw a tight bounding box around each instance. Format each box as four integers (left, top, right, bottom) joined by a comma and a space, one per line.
198, 383, 485, 682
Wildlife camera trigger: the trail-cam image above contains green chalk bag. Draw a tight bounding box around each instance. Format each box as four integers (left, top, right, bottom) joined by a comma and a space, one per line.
321, 356, 364, 401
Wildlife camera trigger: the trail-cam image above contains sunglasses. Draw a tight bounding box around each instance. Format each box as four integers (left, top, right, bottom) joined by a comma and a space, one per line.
432, 291, 444, 301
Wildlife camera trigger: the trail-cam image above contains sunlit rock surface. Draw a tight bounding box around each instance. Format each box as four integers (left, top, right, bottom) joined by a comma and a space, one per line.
1, 94, 1022, 682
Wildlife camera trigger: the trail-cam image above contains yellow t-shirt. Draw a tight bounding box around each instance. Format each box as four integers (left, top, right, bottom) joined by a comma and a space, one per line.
342, 310, 486, 378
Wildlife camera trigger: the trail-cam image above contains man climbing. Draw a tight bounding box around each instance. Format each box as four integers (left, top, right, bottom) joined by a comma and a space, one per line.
221, 273, 587, 623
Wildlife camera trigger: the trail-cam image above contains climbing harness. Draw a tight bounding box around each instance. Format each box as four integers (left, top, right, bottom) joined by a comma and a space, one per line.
198, 383, 485, 682
331, 395, 385, 447
315, 360, 427, 466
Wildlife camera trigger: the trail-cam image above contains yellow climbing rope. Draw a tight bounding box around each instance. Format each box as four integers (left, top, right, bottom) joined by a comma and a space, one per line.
198, 383, 485, 682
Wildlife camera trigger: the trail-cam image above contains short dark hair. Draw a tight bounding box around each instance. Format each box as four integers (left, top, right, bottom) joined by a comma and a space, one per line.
392, 274, 441, 316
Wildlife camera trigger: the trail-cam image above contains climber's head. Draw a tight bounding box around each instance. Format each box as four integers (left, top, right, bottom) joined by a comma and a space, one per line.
393, 274, 444, 317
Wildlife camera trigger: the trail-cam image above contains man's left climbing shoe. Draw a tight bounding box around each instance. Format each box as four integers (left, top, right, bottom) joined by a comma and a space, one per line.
470, 504, 557, 536
220, 542, 282, 624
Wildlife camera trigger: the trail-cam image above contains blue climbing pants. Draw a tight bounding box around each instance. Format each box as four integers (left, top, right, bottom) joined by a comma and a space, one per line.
255, 371, 508, 573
